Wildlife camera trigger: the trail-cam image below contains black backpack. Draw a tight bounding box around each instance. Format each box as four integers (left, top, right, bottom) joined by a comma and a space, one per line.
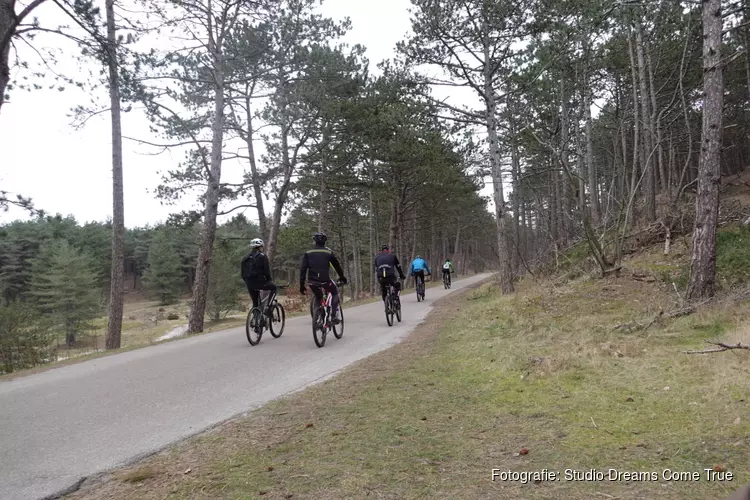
241, 252, 265, 282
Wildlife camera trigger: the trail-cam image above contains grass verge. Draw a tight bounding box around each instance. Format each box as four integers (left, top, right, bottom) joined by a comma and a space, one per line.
65, 269, 750, 500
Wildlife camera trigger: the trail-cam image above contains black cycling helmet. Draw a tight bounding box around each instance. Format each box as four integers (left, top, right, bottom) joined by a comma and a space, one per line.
313, 232, 327, 245
381, 244, 389, 251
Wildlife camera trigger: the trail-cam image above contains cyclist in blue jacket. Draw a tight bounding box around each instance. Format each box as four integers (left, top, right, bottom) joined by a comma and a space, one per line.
410, 255, 431, 286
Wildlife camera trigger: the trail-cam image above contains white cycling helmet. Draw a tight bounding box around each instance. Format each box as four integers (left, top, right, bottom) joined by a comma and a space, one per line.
250, 238, 264, 248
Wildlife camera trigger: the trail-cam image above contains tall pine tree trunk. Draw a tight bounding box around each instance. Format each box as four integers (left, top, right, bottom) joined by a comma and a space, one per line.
628, 32, 641, 220
687, 0, 723, 299
510, 108, 522, 275
635, 21, 656, 222
583, 46, 600, 224
243, 92, 268, 240
105, 0, 125, 349
188, 48, 226, 334
266, 122, 293, 263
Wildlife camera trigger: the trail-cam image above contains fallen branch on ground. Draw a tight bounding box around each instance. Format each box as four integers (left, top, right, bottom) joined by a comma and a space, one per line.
666, 306, 694, 318
613, 306, 695, 333
685, 341, 750, 354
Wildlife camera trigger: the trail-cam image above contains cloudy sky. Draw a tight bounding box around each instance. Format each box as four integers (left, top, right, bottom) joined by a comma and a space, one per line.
0, 0, 487, 228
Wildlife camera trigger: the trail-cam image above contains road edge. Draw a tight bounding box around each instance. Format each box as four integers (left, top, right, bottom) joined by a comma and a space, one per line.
50, 273, 497, 499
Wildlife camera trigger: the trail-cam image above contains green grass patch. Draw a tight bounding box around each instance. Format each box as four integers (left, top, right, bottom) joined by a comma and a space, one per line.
64, 273, 750, 500
717, 226, 750, 289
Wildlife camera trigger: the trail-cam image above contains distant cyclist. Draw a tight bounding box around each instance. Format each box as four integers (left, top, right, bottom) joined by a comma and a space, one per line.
374, 244, 406, 302
410, 255, 431, 285
241, 238, 277, 314
442, 258, 455, 285
299, 232, 347, 324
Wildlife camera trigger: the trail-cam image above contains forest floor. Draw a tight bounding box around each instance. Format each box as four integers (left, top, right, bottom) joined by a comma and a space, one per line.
64, 234, 750, 500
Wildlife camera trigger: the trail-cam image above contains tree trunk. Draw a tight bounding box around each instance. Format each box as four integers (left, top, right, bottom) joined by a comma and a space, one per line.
745, 0, 750, 102
243, 92, 268, 240
635, 21, 656, 222
551, 168, 559, 243
187, 48, 226, 334
0, 0, 13, 114
628, 31, 641, 221
559, 79, 571, 246
105, 0, 125, 349
583, 46, 600, 224
510, 109, 522, 275
487, 95, 513, 292
687, 0, 723, 300
318, 175, 327, 232
318, 127, 330, 232
368, 174, 375, 295
266, 123, 293, 263
389, 197, 399, 251
647, 49, 667, 195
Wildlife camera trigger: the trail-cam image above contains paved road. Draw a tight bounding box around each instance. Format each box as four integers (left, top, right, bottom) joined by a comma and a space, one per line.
0, 274, 490, 500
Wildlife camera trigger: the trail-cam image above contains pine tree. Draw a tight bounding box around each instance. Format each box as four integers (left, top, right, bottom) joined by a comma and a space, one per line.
206, 241, 244, 321
30, 240, 101, 347
142, 230, 183, 305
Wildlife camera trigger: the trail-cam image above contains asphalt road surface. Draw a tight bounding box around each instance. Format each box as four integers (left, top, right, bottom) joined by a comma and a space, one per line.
0, 274, 490, 500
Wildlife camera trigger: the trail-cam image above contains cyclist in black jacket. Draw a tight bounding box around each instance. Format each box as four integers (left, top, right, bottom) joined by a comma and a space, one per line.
241, 238, 277, 313
300, 232, 347, 324
374, 244, 406, 302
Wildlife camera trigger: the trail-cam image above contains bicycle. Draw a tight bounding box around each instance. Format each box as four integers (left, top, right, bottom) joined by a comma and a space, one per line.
415, 274, 428, 302
310, 280, 345, 348
384, 281, 402, 327
245, 286, 286, 346
443, 271, 452, 289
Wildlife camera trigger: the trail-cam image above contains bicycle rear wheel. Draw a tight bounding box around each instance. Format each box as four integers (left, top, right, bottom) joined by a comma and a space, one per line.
269, 302, 285, 338
246, 308, 263, 346
385, 295, 394, 327
312, 308, 327, 347
333, 305, 344, 339
416, 280, 422, 302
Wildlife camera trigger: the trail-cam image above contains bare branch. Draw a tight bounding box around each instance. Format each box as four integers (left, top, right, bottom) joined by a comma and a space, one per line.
685, 341, 750, 354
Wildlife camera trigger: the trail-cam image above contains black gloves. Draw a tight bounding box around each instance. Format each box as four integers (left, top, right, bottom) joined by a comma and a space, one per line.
340, 276, 348, 285
399, 274, 406, 281
299, 284, 306, 295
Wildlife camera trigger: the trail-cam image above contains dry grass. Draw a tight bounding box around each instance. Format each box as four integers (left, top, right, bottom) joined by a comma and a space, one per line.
63, 263, 750, 500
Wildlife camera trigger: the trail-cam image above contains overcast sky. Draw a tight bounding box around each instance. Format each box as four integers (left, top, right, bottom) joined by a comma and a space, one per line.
0, 0, 490, 228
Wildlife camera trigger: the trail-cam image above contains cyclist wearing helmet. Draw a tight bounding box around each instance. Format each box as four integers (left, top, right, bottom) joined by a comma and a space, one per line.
374, 244, 406, 302
241, 238, 277, 313
409, 254, 431, 285
300, 232, 347, 324
442, 258, 455, 284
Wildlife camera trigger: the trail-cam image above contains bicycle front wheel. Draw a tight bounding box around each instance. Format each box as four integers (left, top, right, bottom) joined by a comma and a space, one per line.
269, 303, 285, 338
312, 308, 327, 348
333, 305, 344, 339
246, 308, 263, 346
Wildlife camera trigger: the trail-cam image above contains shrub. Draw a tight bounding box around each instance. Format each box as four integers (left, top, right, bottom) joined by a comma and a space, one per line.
716, 227, 750, 289
0, 301, 55, 374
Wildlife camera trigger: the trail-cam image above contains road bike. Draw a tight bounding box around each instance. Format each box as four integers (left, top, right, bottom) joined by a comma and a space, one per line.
415, 273, 428, 302
384, 281, 402, 326
310, 280, 345, 348
245, 286, 286, 346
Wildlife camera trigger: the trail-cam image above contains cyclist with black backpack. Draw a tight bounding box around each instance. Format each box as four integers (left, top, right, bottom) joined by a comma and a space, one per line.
241, 238, 277, 314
